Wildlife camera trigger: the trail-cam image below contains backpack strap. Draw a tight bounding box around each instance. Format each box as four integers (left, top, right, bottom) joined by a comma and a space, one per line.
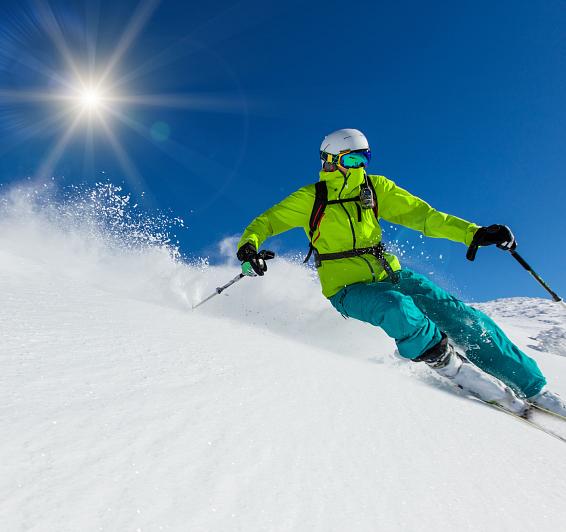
327, 197, 360, 204
303, 181, 328, 263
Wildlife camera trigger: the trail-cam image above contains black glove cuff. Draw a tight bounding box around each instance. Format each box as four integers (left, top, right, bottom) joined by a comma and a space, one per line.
237, 242, 257, 262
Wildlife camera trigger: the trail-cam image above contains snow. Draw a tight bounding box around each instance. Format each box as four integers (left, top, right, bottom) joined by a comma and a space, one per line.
1, 185, 566, 531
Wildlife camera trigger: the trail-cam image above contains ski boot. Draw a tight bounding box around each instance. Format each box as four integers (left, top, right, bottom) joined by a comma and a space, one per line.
415, 334, 528, 416
527, 387, 566, 419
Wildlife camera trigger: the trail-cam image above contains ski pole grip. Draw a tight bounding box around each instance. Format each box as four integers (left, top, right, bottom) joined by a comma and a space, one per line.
466, 243, 479, 262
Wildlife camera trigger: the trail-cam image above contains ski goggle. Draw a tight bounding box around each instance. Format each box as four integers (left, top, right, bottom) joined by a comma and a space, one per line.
320, 149, 371, 169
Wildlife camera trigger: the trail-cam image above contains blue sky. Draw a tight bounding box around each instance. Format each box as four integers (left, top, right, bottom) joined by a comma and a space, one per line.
0, 0, 565, 302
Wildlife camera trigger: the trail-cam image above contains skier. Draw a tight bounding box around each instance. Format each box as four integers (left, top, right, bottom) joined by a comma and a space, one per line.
236, 128, 566, 417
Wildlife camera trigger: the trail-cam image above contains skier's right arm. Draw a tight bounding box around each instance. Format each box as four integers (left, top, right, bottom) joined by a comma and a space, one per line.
237, 186, 313, 251
371, 174, 480, 246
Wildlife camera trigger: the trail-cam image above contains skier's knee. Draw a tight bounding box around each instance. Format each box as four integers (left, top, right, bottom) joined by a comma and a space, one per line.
376, 291, 415, 323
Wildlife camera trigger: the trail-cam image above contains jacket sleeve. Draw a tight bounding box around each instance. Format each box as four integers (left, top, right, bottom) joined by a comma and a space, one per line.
371, 175, 479, 246
237, 185, 314, 251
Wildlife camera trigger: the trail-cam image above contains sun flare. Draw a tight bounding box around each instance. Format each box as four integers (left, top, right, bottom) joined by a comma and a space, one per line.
80, 88, 102, 110
0, 0, 244, 189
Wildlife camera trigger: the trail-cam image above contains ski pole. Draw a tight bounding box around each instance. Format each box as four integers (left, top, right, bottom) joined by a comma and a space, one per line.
467, 242, 564, 306
191, 250, 276, 310
509, 250, 565, 307
192, 273, 245, 309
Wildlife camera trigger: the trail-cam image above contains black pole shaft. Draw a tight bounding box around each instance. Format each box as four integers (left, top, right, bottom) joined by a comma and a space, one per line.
216, 273, 245, 294
510, 250, 562, 303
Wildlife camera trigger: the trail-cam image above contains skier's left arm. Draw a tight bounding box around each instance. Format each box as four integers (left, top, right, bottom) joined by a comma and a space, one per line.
236, 186, 313, 276
371, 174, 480, 246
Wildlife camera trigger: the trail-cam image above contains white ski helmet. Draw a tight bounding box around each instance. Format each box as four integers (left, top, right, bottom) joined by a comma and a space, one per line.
320, 128, 371, 168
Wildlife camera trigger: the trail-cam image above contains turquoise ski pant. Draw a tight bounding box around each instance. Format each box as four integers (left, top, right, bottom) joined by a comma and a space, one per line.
329, 269, 546, 398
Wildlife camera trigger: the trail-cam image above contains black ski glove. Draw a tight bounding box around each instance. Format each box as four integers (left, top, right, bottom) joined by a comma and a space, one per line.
467, 224, 516, 261
236, 243, 275, 276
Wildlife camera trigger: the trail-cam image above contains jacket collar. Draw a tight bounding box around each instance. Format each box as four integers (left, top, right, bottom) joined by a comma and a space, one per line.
319, 166, 366, 189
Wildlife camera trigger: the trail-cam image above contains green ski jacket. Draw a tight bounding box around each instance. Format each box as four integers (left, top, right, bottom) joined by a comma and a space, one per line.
238, 167, 480, 298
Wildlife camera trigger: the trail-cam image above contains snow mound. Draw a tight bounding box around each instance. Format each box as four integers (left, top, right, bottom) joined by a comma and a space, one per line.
476, 298, 566, 357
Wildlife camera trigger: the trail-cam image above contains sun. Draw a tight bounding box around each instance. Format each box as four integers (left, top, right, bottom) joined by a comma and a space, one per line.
75, 84, 113, 116
80, 88, 102, 110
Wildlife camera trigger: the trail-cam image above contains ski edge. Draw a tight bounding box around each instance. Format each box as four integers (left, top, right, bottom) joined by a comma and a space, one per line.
529, 403, 566, 422
482, 400, 566, 445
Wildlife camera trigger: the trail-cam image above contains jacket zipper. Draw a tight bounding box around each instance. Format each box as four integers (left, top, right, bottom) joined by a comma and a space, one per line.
338, 179, 356, 249
337, 177, 375, 281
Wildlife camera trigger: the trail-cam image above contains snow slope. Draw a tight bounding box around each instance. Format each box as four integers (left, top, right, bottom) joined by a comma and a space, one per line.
1, 184, 566, 532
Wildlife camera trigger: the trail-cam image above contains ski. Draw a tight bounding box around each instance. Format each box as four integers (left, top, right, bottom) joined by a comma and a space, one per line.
529, 403, 566, 422
481, 400, 566, 445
